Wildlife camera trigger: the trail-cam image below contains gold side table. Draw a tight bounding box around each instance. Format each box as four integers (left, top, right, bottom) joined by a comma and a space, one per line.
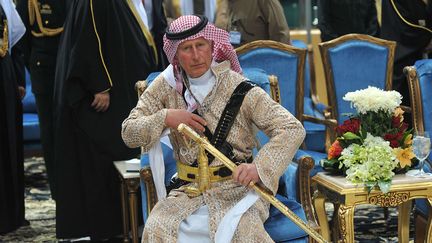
114, 161, 141, 243
313, 172, 432, 243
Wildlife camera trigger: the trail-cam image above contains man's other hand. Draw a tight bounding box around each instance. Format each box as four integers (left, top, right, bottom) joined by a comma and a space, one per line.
165, 109, 207, 133
92, 91, 110, 112
233, 163, 261, 187
18, 86, 26, 100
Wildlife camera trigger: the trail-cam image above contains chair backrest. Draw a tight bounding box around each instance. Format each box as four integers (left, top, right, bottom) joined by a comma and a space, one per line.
406, 59, 432, 144
319, 34, 396, 124
236, 40, 307, 121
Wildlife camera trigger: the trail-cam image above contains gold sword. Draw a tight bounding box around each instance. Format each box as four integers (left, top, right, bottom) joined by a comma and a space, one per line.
178, 123, 328, 243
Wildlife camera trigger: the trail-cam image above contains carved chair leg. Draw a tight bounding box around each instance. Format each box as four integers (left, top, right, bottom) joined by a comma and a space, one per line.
313, 192, 330, 241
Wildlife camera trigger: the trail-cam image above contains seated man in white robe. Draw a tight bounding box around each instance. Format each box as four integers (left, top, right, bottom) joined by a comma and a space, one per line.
121, 15, 305, 242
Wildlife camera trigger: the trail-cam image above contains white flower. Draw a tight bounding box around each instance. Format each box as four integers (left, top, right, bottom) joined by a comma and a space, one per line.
343, 86, 402, 115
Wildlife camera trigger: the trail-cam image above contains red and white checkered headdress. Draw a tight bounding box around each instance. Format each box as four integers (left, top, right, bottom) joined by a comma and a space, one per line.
163, 15, 241, 73
162, 16, 242, 107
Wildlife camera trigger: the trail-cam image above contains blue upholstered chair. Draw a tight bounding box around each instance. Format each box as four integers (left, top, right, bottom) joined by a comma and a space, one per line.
405, 59, 432, 243
235, 40, 333, 178
292, 39, 327, 153
300, 34, 397, 177
137, 68, 320, 242
22, 69, 41, 156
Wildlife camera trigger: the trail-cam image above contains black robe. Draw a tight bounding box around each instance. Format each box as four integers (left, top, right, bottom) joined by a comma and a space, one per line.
53, 0, 166, 239
0, 5, 26, 234
381, 0, 432, 106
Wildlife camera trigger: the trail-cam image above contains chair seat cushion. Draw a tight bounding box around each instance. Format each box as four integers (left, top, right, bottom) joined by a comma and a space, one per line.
264, 194, 308, 242
23, 113, 40, 141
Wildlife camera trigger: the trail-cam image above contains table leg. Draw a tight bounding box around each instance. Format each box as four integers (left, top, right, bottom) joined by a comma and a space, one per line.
397, 200, 412, 243
332, 203, 341, 243
126, 179, 140, 243
426, 198, 432, 243
119, 177, 130, 243
338, 204, 355, 243
313, 192, 330, 241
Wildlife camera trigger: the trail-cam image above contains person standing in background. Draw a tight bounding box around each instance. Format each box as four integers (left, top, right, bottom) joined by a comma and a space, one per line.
215, 0, 290, 47
15, 0, 71, 201
164, 0, 221, 24
318, 0, 380, 42
0, 0, 26, 234
52, 0, 167, 241
381, 0, 432, 106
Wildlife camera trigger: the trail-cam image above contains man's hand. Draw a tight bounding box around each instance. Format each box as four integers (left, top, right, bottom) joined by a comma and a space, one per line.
233, 163, 261, 187
91, 91, 110, 112
18, 86, 26, 100
165, 109, 207, 132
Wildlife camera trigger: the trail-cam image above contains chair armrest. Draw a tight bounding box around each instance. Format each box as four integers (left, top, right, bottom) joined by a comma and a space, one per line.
296, 155, 321, 236
139, 166, 158, 213
302, 114, 337, 128
302, 114, 337, 152
135, 80, 148, 97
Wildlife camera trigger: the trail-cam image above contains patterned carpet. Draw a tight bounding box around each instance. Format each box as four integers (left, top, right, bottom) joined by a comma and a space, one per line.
0, 157, 416, 242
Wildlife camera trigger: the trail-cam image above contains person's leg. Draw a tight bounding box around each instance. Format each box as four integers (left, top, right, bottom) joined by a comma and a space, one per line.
34, 93, 56, 199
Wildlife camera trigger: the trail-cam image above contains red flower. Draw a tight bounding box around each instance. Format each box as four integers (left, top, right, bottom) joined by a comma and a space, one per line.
392, 116, 401, 128
336, 118, 361, 136
384, 132, 403, 148
328, 140, 343, 160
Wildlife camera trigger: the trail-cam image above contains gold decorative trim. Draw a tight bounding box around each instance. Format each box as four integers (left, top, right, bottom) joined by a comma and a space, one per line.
140, 167, 157, 213
318, 34, 396, 135
90, 0, 113, 87
0, 20, 9, 58
268, 75, 281, 104
125, 0, 158, 65
28, 0, 63, 37
338, 204, 355, 243
368, 192, 410, 207
405, 66, 425, 133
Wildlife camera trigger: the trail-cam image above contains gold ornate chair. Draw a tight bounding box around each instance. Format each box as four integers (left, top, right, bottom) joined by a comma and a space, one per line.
405, 59, 432, 243
136, 69, 321, 242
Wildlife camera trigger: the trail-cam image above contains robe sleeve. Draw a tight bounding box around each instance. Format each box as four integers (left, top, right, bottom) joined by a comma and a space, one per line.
121, 76, 169, 150
244, 87, 305, 194
67, 0, 112, 94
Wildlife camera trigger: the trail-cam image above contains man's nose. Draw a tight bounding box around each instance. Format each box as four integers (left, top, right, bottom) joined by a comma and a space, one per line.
191, 46, 200, 59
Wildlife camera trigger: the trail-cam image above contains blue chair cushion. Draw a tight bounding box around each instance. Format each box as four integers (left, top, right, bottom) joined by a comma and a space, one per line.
328, 40, 389, 123
23, 113, 40, 141
264, 194, 308, 242
242, 67, 271, 94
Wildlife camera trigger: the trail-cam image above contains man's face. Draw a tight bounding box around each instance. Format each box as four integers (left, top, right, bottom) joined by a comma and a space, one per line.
176, 38, 213, 78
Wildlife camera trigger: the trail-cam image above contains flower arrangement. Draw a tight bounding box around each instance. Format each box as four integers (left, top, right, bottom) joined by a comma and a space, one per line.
321, 86, 416, 193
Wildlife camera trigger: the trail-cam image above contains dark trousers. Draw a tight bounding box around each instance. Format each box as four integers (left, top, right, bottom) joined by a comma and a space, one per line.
35, 92, 56, 199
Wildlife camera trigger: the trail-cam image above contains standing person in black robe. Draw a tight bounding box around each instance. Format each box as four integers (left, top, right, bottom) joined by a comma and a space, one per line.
381, 0, 432, 106
15, 0, 71, 201
0, 0, 26, 234
53, 0, 167, 241
318, 0, 380, 42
